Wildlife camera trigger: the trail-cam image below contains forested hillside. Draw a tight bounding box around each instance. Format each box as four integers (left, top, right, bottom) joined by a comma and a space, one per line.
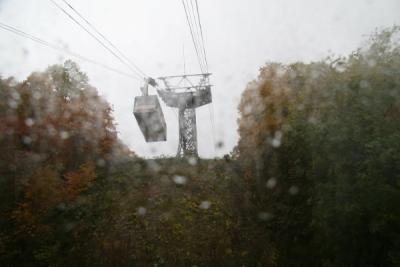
1, 27, 400, 267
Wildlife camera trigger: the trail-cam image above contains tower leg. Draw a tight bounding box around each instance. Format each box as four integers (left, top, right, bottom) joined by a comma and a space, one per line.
177, 108, 198, 157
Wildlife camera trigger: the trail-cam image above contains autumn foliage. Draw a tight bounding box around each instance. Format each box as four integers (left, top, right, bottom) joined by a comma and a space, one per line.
0, 60, 120, 265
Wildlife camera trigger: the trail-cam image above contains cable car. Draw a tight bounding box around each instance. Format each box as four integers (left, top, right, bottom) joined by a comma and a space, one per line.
133, 80, 166, 142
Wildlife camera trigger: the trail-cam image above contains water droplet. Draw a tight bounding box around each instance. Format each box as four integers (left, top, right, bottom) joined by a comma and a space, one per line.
96, 158, 106, 167
33, 91, 41, 100
22, 136, 32, 145
188, 156, 198, 166
199, 201, 211, 210
367, 58, 376, 67
47, 125, 57, 136
137, 207, 147, 216
289, 186, 299, 195
308, 116, 317, 125
11, 92, 20, 100
243, 104, 252, 115
258, 212, 273, 221
25, 118, 34, 127
266, 177, 277, 189
147, 160, 161, 172
60, 131, 69, 140
271, 138, 281, 148
334, 61, 346, 72
216, 141, 224, 149
173, 175, 187, 185
271, 131, 282, 148
8, 100, 18, 109
360, 80, 370, 89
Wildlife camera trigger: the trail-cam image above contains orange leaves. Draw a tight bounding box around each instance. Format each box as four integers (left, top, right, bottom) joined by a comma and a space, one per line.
238, 64, 292, 159
11, 161, 97, 239
63, 162, 96, 201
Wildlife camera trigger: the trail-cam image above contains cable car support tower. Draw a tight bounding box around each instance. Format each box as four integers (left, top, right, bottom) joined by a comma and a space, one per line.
157, 73, 212, 157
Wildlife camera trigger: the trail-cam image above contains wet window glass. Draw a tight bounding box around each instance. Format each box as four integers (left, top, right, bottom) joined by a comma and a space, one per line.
0, 0, 399, 266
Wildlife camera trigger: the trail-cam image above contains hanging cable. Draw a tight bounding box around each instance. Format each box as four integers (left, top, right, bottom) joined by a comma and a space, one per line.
184, 0, 209, 74
0, 22, 140, 80
183, 0, 205, 73
194, 0, 209, 72
49, 0, 144, 80
182, 0, 205, 73
188, 0, 207, 72
60, 0, 148, 78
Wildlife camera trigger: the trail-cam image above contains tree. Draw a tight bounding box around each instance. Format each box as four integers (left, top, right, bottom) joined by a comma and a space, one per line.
0, 60, 122, 266
236, 26, 400, 266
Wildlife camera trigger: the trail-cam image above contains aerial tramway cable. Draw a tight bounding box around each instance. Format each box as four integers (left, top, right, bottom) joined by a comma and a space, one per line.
194, 0, 209, 72
49, 0, 145, 80
60, 0, 148, 78
188, 0, 207, 72
0, 22, 140, 80
182, 0, 206, 73
183, 0, 208, 74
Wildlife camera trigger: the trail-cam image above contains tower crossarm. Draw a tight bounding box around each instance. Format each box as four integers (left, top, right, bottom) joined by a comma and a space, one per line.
156, 73, 212, 158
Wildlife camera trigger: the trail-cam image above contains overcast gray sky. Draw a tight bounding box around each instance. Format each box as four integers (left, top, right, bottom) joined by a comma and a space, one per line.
0, 0, 399, 158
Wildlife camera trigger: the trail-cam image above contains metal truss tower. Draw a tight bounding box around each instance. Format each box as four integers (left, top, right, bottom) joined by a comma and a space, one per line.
157, 73, 212, 157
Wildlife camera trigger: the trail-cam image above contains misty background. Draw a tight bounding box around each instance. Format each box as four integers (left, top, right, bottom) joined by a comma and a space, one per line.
0, 0, 399, 158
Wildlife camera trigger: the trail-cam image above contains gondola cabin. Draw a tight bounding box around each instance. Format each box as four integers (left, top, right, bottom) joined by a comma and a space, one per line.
133, 95, 167, 142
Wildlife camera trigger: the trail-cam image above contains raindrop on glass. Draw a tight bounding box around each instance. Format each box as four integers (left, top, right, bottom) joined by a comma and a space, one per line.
266, 177, 277, 189
188, 156, 198, 166
137, 207, 147, 216
25, 118, 34, 127
173, 175, 187, 185
258, 212, 273, 221
60, 131, 69, 140
199, 201, 211, 210
289, 186, 299, 195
